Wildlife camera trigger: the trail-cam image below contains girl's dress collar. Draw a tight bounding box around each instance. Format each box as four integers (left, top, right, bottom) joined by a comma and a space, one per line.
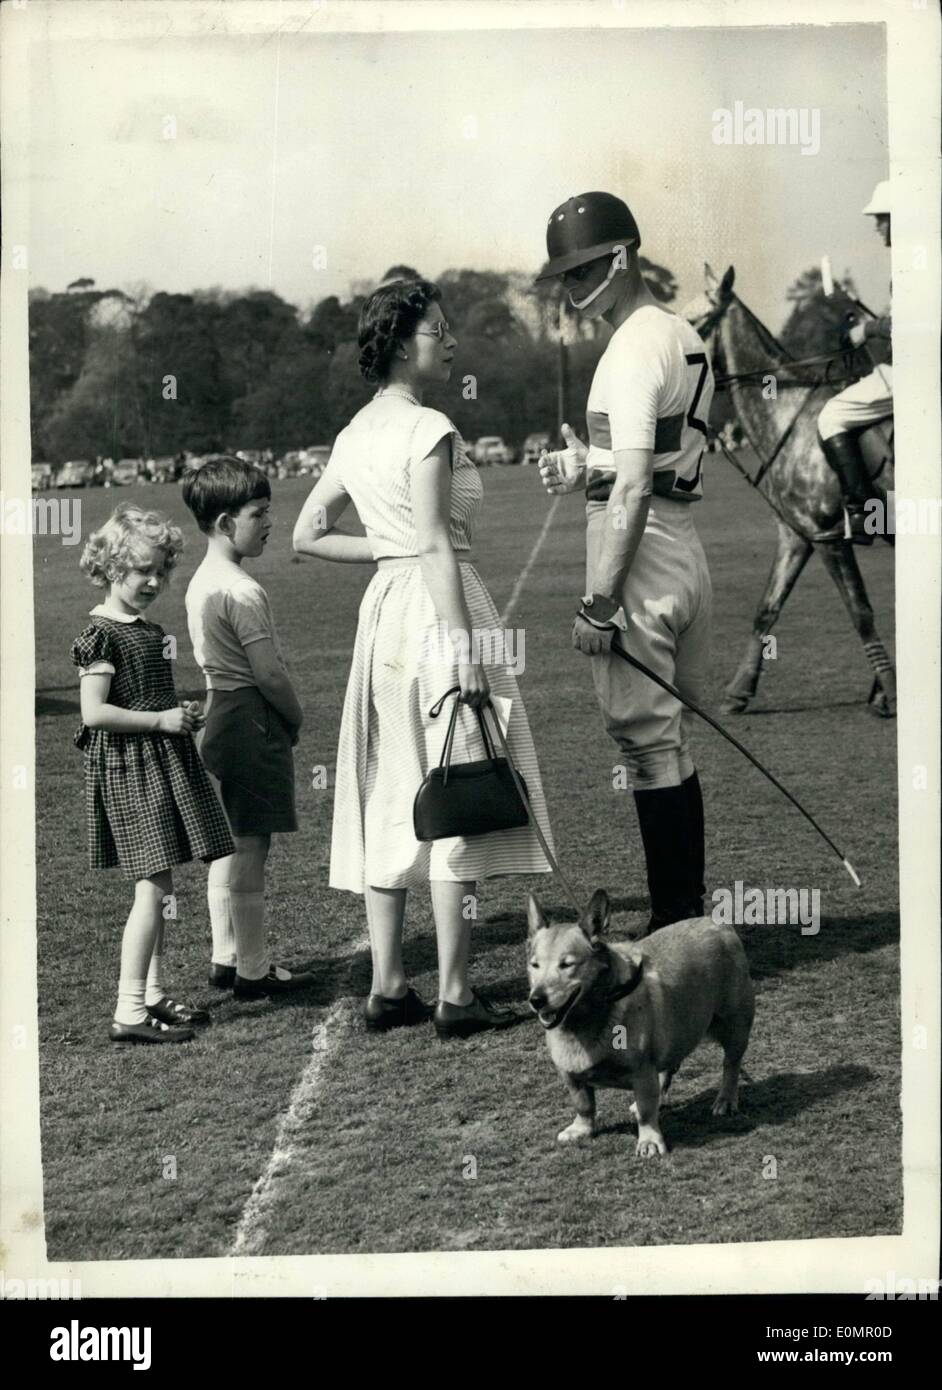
89, 603, 144, 624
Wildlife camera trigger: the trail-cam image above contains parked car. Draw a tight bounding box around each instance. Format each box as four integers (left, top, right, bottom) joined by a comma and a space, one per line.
298, 446, 332, 478
522, 431, 552, 465
31, 463, 54, 491
112, 458, 142, 486
151, 456, 177, 483
54, 460, 96, 488
278, 450, 305, 479
469, 435, 514, 466
484, 436, 516, 465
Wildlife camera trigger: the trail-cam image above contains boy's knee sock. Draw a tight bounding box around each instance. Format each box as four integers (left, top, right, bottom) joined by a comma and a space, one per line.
207, 885, 237, 968
230, 890, 269, 981
145, 920, 166, 1007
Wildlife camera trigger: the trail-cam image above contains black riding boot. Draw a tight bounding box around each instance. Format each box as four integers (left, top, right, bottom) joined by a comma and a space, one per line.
682, 770, 706, 912
633, 781, 705, 933
819, 432, 876, 545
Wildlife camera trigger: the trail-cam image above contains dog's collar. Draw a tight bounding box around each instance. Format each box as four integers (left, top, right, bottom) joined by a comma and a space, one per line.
605, 970, 643, 1004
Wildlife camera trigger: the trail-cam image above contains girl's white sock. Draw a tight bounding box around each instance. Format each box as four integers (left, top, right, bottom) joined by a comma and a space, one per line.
115, 890, 161, 1025
207, 885, 237, 967
115, 977, 149, 1026
144, 918, 166, 1007
145, 952, 165, 1008
230, 890, 269, 981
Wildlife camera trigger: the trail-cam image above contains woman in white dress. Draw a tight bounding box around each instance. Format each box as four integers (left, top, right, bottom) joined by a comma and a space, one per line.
293, 277, 555, 1039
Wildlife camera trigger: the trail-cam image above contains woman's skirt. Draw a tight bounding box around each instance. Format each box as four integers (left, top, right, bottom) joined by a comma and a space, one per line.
329, 561, 555, 892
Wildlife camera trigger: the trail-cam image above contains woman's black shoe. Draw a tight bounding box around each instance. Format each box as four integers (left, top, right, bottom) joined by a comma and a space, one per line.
364, 988, 435, 1032
433, 990, 517, 1040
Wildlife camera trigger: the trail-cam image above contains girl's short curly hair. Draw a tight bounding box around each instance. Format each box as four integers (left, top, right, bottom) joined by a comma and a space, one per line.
80, 503, 185, 588
357, 277, 442, 383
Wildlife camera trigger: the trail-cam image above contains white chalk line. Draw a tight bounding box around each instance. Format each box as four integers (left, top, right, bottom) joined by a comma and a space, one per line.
229, 494, 562, 1257
500, 494, 561, 627
228, 986, 364, 1257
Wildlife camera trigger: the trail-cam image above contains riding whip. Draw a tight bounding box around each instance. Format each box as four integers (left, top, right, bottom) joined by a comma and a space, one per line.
608, 639, 862, 887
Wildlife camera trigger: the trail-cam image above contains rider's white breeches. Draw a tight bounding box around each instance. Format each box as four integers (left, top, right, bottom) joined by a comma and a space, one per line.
585, 497, 712, 791
818, 365, 893, 441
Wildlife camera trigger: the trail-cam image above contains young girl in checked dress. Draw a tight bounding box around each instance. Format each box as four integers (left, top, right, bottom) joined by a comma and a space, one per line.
71, 503, 234, 1044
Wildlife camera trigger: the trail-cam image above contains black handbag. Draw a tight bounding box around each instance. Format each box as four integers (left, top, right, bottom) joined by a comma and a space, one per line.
413, 686, 530, 842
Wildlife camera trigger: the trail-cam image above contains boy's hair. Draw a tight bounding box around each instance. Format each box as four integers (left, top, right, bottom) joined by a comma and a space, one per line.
181, 455, 271, 533
80, 503, 185, 588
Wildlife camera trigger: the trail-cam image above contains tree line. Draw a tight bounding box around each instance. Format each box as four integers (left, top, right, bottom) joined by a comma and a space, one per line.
28, 260, 860, 464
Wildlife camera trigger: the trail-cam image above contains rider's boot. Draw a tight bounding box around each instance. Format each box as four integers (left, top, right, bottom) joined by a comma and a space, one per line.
634, 782, 705, 933
819, 431, 880, 546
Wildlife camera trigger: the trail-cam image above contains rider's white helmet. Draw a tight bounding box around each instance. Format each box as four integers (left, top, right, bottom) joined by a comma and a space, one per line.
862, 180, 891, 216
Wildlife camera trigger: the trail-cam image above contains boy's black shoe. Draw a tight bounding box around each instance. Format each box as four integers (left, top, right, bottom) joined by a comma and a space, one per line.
147, 995, 210, 1026
110, 1017, 195, 1045
233, 965, 316, 1000
208, 964, 236, 990
364, 987, 435, 1032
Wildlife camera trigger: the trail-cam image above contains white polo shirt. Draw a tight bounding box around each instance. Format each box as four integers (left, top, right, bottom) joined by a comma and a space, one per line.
585, 304, 715, 502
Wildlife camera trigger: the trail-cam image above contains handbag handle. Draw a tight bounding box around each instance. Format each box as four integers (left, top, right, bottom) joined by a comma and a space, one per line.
427, 686, 582, 914
430, 686, 498, 786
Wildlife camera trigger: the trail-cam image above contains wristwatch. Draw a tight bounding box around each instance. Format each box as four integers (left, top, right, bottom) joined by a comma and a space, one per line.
579, 593, 628, 631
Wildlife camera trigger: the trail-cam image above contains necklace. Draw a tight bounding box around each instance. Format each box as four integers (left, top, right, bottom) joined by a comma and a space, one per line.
375, 384, 421, 407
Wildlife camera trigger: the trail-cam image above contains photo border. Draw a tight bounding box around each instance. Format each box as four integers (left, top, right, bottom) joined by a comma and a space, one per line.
1, 0, 938, 1298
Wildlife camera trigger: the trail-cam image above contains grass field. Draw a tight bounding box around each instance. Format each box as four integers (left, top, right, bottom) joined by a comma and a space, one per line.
34, 454, 900, 1260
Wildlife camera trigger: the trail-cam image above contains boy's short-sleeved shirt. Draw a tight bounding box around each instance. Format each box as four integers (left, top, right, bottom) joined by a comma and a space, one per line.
185, 555, 279, 691
585, 304, 715, 502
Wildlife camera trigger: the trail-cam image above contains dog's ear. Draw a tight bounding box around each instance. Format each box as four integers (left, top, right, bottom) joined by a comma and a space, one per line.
579, 889, 610, 943
526, 892, 549, 939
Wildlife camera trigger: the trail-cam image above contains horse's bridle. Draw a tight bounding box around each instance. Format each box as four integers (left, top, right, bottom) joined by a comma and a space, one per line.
691, 288, 871, 500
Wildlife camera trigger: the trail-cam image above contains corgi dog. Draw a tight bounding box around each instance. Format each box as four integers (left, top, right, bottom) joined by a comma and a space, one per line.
527, 889, 755, 1156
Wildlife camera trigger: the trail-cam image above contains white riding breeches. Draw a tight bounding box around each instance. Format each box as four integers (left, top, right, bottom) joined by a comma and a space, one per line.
585, 496, 712, 792
818, 365, 893, 441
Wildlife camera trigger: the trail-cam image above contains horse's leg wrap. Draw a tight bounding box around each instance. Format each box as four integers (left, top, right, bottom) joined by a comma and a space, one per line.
863, 638, 894, 679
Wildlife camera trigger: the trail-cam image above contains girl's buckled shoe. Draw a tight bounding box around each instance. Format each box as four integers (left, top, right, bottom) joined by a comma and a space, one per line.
110, 1017, 196, 1045
147, 996, 210, 1026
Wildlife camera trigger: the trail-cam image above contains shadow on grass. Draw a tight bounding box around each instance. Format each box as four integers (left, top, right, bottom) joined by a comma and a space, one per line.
734, 697, 877, 717
194, 905, 898, 1023
597, 1062, 873, 1149
742, 911, 899, 983
36, 693, 80, 716
36, 684, 207, 717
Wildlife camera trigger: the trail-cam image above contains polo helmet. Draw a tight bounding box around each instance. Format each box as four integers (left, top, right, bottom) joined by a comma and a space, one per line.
536, 192, 641, 282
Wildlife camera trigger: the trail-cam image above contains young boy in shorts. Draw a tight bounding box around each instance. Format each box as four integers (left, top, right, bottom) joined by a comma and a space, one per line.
182, 457, 313, 998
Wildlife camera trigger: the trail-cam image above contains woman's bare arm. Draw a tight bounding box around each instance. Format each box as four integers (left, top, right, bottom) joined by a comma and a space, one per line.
292, 473, 374, 563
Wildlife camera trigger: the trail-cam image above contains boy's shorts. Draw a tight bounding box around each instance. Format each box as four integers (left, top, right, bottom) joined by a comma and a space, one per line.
199, 686, 298, 837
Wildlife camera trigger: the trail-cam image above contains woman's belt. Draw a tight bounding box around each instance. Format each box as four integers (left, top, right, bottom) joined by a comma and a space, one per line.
585, 469, 700, 503
375, 553, 475, 568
